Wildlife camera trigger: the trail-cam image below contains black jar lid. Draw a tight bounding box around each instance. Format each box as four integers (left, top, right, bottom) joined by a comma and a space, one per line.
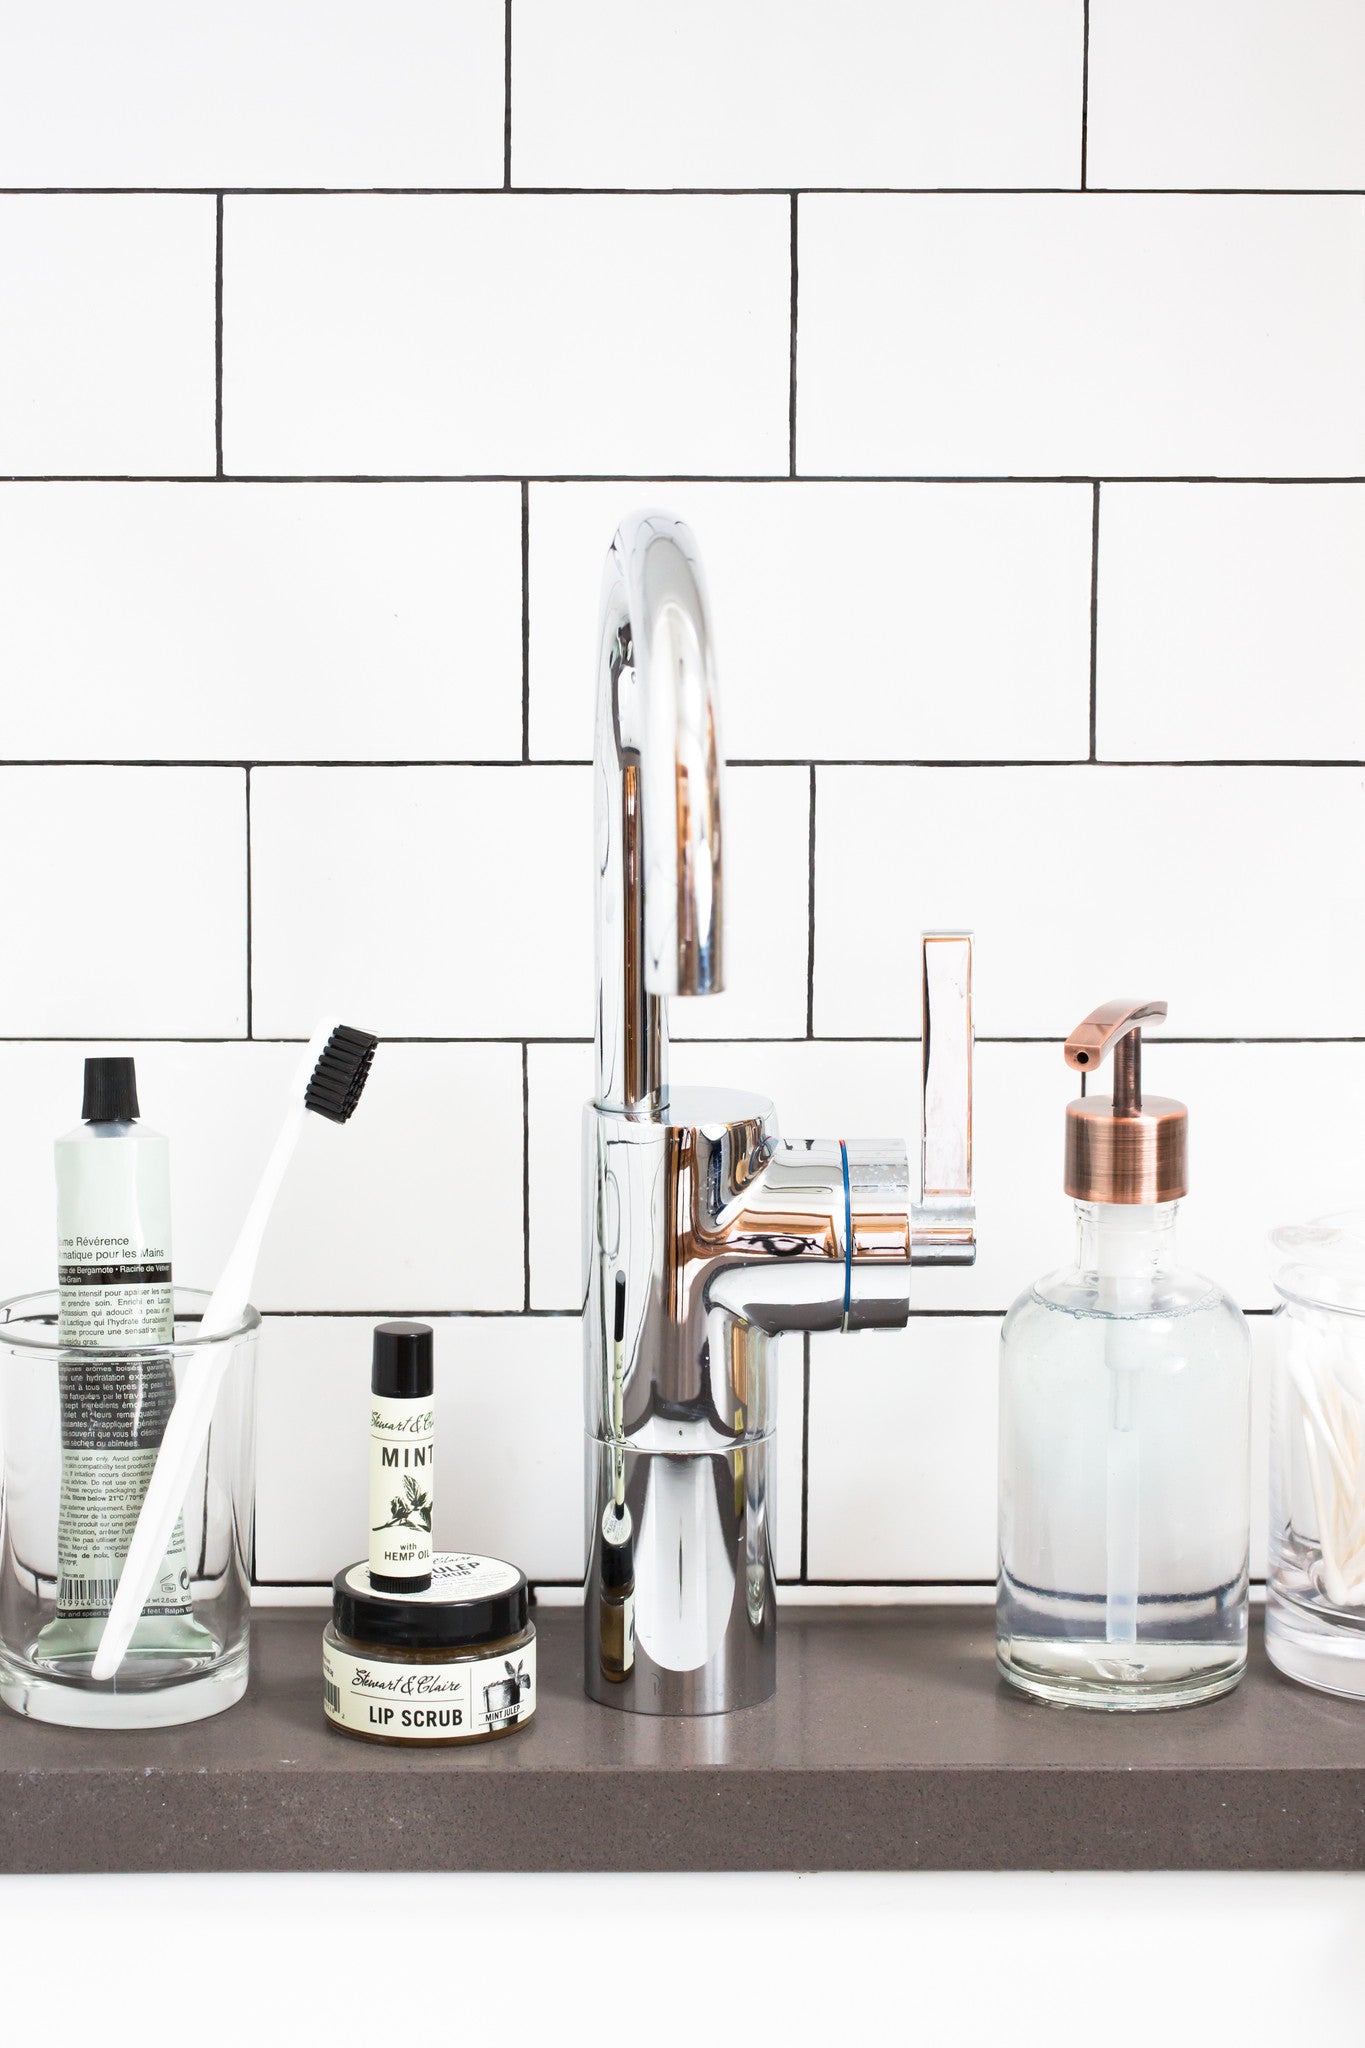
333, 1552, 529, 1651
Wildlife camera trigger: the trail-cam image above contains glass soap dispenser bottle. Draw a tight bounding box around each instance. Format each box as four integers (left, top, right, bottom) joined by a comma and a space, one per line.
997, 998, 1251, 1710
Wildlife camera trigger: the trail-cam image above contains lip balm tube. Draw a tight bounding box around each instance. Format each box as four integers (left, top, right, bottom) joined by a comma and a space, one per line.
368, 1320, 435, 1593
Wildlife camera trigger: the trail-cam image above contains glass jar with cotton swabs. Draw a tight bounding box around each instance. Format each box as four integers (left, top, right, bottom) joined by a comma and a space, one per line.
996, 999, 1252, 1710
1268, 1213, 1365, 1700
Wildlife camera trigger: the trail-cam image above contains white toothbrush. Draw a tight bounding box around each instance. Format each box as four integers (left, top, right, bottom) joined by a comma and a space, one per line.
91, 1018, 379, 1684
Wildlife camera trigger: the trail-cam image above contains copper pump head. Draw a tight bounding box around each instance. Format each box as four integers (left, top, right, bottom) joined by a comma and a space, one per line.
1063, 998, 1188, 1204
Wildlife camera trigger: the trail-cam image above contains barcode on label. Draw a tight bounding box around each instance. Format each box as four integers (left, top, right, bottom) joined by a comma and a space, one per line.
324, 1678, 341, 1713
58, 1575, 119, 1607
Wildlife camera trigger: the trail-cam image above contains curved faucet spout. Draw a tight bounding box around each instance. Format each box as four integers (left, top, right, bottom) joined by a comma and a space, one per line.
594, 512, 725, 1115
583, 511, 976, 1716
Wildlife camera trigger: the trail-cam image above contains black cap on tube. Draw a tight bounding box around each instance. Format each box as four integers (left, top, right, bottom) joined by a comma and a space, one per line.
372, 1320, 434, 1399
82, 1057, 140, 1124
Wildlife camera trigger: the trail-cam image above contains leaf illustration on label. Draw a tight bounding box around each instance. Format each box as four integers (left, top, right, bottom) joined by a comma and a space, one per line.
372, 1475, 433, 1535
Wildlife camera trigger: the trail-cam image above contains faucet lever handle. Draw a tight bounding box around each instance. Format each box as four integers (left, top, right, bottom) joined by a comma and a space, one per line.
913, 932, 976, 1266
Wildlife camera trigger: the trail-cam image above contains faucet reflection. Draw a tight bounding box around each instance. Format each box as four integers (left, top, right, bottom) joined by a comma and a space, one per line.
584, 513, 975, 1714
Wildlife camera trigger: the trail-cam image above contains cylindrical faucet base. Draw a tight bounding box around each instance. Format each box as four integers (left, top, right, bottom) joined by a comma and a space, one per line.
582, 1438, 776, 1715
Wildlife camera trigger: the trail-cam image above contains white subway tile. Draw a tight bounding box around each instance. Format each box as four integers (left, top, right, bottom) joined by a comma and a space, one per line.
249, 766, 592, 1038
774, 1343, 804, 1581
225, 196, 789, 476
674, 1040, 1365, 1317
0, 1040, 523, 1312
529, 484, 1093, 762
671, 1041, 1070, 1318
1088, 0, 1365, 192
805, 1314, 1273, 1582
255, 1316, 370, 1580
528, 1037, 930, 1312
0, 769, 245, 1035
957, 1042, 1365, 1318
669, 767, 811, 1040
514, 0, 1082, 190
807, 1318, 1000, 1582
815, 765, 1365, 1038
797, 195, 1365, 478
1141, 1043, 1365, 1314
0, 483, 523, 762
527, 1043, 592, 1310
0, 197, 215, 476
256, 1042, 525, 1312
1097, 486, 1365, 762
529, 1039, 1067, 1317
720, 1042, 1365, 1320
0, 1, 504, 189
255, 1314, 583, 1583
250, 762, 804, 1040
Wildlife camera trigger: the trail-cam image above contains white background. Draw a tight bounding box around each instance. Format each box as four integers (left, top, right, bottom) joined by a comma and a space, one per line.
1, 0, 1363, 2015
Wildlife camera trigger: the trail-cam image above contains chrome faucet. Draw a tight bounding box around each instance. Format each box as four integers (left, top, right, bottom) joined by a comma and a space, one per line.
584, 512, 975, 1715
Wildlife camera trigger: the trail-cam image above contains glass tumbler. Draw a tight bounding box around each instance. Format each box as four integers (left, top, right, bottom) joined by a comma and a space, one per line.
1268, 1214, 1365, 1700
0, 1287, 258, 1728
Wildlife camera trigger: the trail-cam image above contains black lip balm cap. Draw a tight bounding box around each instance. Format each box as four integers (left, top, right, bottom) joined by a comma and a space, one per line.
82, 1056, 140, 1124
372, 1320, 434, 1399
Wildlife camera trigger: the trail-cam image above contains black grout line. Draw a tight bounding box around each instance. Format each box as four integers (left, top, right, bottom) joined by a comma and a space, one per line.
800, 1333, 811, 1583
5, 184, 1362, 196
520, 480, 530, 759
243, 766, 253, 1039
806, 765, 816, 1037
1080, 0, 1090, 191
250, 1304, 1283, 1322
521, 1042, 531, 1312
5, 472, 1364, 486
261, 1307, 583, 1319
4, 1032, 1364, 1047
251, 1574, 1270, 1590
7, 756, 1365, 769
503, 0, 513, 190
4, 1032, 1363, 1047
213, 195, 224, 477
764, 1034, 1365, 1045
788, 193, 799, 478
1087, 480, 1100, 759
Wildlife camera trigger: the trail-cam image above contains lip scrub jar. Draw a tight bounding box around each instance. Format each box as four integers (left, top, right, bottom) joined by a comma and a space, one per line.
323, 1552, 535, 1746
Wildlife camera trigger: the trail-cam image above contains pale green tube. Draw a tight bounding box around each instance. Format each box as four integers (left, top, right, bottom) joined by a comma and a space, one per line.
38, 1062, 212, 1667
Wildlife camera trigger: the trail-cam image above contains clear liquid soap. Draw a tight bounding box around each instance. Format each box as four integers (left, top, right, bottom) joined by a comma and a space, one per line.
996, 999, 1250, 1710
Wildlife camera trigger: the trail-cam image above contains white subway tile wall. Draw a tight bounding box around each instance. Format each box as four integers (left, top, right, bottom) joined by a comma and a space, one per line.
223, 194, 791, 476
0, 2, 1359, 1593
529, 483, 1094, 761
1096, 485, 1365, 761
513, 0, 1085, 190
797, 194, 1365, 479
0, 196, 216, 476
0, 3, 507, 190
0, 484, 524, 760
1086, 0, 1365, 193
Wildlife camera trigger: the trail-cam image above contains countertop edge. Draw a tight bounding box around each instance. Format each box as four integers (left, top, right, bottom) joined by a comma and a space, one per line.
2, 1607, 1363, 1874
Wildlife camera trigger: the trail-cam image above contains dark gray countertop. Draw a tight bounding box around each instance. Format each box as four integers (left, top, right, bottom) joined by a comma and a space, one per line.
1, 1605, 1362, 1872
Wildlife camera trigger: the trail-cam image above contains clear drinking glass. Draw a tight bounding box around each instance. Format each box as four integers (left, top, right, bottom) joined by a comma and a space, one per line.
0, 1287, 258, 1728
997, 1201, 1251, 1709
1268, 1213, 1365, 1700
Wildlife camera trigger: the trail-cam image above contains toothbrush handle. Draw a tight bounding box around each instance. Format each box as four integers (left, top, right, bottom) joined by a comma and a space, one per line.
90, 1106, 304, 1683
199, 1105, 304, 1340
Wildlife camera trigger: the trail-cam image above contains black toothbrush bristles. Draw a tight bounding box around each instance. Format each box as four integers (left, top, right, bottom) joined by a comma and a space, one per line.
305, 1024, 379, 1124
